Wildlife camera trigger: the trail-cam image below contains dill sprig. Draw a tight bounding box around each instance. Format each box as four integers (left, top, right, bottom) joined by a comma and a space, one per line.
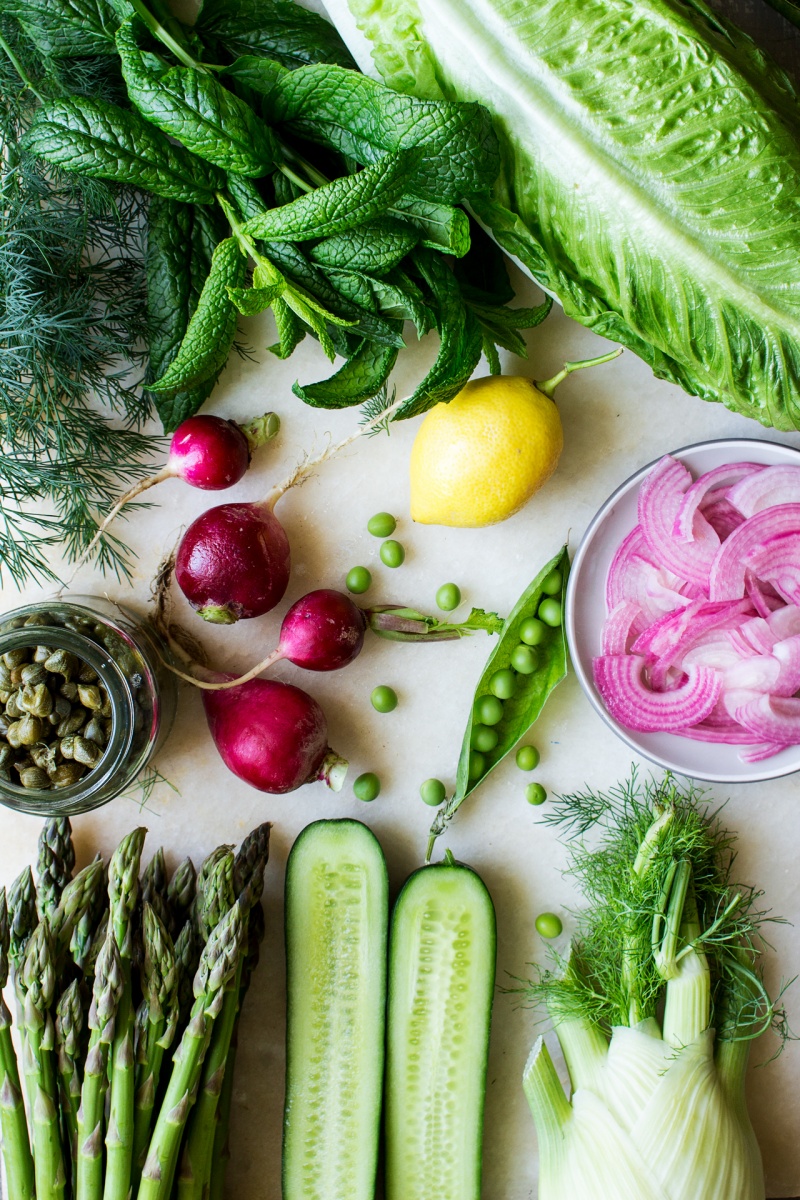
523, 770, 790, 1050
0, 18, 161, 586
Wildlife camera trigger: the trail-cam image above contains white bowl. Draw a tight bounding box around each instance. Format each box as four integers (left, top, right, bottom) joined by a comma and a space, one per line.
565, 437, 800, 783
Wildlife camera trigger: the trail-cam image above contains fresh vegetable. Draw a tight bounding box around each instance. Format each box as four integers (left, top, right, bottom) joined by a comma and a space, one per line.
346, 566, 372, 594
489, 668, 516, 699
534, 912, 562, 939
409, 359, 617, 527
366, 603, 503, 641
380, 539, 405, 568
371, 685, 398, 713
764, 0, 800, 26
436, 583, 461, 611
595, 456, 800, 759
353, 771, 381, 801
521, 772, 785, 1200
419, 777, 446, 806
428, 546, 569, 857
386, 853, 496, 1200
201, 676, 347, 794
283, 820, 388, 1200
327, 0, 800, 432
516, 744, 540, 771
525, 782, 547, 805
367, 512, 396, 537
520, 618, 546, 646
0, 818, 269, 1200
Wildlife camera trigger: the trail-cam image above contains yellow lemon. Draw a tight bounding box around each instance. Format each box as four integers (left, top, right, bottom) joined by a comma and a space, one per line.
409, 375, 564, 527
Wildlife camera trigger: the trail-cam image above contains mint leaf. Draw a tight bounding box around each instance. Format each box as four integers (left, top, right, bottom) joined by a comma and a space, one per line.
310, 218, 418, 276
197, 0, 356, 70
7, 0, 118, 57
389, 198, 470, 256
293, 340, 399, 408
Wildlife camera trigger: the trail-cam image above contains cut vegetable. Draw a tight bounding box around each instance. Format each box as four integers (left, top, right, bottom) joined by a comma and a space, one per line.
283, 820, 389, 1200
385, 855, 496, 1200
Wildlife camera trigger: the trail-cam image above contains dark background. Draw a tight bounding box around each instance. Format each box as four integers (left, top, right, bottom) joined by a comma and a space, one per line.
702, 3, 798, 1197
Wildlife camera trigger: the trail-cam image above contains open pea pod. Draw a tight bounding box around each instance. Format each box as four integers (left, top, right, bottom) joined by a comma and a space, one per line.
426, 544, 569, 859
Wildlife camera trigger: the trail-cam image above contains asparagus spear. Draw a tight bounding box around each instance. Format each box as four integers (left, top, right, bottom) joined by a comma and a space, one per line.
51, 859, 106, 975
142, 849, 170, 932
192, 849, 235, 941
36, 818, 75, 921
21, 920, 66, 1200
55, 980, 84, 1192
139, 901, 245, 1200
178, 826, 271, 1200
174, 921, 200, 1029
131, 904, 178, 1190
0, 888, 35, 1200
76, 932, 124, 1200
104, 828, 146, 1200
8, 867, 37, 978
71, 855, 107, 974
166, 858, 196, 937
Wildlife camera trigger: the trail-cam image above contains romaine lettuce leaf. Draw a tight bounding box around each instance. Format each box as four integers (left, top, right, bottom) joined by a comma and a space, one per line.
324, 0, 800, 430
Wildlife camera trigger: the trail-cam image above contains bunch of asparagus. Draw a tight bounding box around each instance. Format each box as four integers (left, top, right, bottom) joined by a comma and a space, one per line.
0, 816, 270, 1200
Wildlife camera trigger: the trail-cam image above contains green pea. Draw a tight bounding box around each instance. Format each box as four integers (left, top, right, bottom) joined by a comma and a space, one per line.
526, 782, 547, 806
536, 912, 563, 939
353, 772, 381, 802
511, 644, 539, 674
475, 694, 503, 726
468, 750, 485, 779
538, 598, 562, 627
420, 778, 446, 807
367, 512, 397, 538
371, 685, 398, 713
436, 583, 461, 612
380, 539, 405, 568
516, 745, 540, 771
489, 668, 516, 700
471, 724, 499, 753
346, 566, 372, 594
519, 617, 546, 646
541, 569, 562, 596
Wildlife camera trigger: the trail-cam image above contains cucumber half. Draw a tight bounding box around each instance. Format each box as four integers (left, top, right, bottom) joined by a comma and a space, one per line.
386, 856, 497, 1200
282, 819, 388, 1200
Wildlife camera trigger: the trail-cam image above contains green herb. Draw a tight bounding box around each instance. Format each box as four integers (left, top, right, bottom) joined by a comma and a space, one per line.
427, 546, 569, 859
366, 604, 504, 641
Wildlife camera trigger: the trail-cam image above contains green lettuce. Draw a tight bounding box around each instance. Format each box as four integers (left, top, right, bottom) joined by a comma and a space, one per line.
324, 0, 800, 430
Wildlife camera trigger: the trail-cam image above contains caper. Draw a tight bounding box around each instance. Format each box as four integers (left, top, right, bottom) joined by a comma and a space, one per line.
16, 714, 44, 746
19, 684, 53, 718
44, 649, 80, 682
59, 735, 77, 760
99, 691, 113, 719
83, 716, 107, 747
77, 662, 98, 684
20, 663, 46, 687
5, 722, 22, 749
0, 692, 9, 706
59, 682, 78, 702
24, 612, 55, 627
52, 695, 71, 722
17, 766, 49, 790
51, 763, 85, 789
0, 716, 9, 738
72, 737, 103, 768
5, 693, 23, 719
0, 744, 12, 769
57, 710, 86, 738
9, 666, 26, 687
0, 664, 11, 690
77, 684, 102, 711
32, 645, 54, 663
2, 649, 28, 669
29, 743, 56, 772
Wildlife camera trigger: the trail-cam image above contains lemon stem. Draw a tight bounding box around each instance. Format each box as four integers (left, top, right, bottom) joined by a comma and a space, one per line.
536, 348, 622, 398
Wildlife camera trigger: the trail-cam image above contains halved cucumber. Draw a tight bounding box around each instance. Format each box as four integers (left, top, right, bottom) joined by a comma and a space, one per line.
386, 856, 497, 1200
282, 819, 388, 1200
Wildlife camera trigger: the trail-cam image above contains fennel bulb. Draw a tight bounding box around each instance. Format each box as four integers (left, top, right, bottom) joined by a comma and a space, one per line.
518, 774, 785, 1200
323, 0, 800, 431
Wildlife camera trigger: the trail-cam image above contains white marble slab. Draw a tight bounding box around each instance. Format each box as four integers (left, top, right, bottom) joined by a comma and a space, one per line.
2, 265, 799, 1196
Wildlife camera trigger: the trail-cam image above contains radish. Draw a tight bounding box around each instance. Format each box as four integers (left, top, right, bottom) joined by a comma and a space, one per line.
271, 589, 367, 671
67, 411, 279, 584
201, 674, 348, 794
174, 393, 408, 624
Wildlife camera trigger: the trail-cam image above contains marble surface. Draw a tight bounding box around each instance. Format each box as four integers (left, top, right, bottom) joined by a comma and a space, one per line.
1, 263, 799, 1197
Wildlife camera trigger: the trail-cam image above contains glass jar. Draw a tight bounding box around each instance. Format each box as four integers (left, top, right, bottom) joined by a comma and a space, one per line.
0, 596, 177, 816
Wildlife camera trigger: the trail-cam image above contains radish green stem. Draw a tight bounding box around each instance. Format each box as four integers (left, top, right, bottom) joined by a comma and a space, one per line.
536, 348, 621, 398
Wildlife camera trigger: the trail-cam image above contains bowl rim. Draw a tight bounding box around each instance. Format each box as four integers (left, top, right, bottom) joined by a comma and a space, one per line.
565, 435, 800, 784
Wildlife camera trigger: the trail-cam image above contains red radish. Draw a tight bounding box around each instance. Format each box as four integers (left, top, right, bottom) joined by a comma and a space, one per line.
173, 391, 409, 624
67, 411, 279, 584
201, 673, 347, 793
274, 590, 366, 670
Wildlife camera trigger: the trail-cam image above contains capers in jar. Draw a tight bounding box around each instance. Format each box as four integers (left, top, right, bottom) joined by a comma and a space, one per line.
77, 684, 102, 711
51, 763, 86, 789
19, 684, 53, 718
17, 766, 49, 790
44, 649, 79, 682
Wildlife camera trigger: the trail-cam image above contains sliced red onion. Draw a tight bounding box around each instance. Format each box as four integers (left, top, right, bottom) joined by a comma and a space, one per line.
740, 742, 789, 763
592, 655, 722, 732
606, 525, 651, 610
673, 462, 760, 542
675, 722, 756, 745
682, 637, 746, 673
727, 465, 800, 517
767, 605, 800, 640
734, 617, 775, 656
723, 655, 781, 693
638, 456, 719, 586
772, 635, 800, 697
601, 602, 647, 655
708, 504, 800, 601
702, 497, 746, 541
744, 571, 783, 618
732, 693, 800, 743
743, 532, 800, 606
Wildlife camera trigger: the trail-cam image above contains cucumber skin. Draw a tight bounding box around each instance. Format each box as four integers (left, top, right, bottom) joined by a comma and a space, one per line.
282, 819, 389, 1200
386, 860, 497, 1200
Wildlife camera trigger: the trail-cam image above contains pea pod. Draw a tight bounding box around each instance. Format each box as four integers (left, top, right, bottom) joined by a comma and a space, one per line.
426, 545, 569, 859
